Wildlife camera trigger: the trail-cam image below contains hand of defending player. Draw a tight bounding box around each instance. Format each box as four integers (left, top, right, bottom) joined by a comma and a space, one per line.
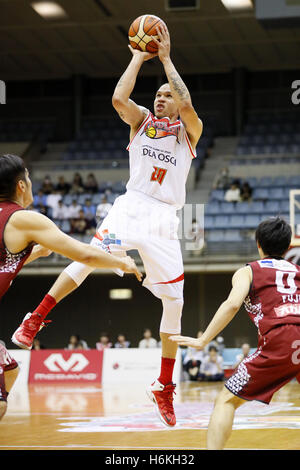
170, 335, 205, 349
121, 255, 143, 282
128, 45, 157, 62
33, 244, 52, 258
151, 24, 171, 63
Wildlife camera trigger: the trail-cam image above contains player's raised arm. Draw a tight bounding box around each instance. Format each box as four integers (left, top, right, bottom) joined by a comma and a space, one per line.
112, 48, 155, 131
152, 25, 203, 149
8, 210, 142, 281
171, 266, 252, 348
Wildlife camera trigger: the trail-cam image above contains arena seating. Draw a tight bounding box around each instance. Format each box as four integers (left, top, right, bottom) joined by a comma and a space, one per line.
236, 112, 300, 156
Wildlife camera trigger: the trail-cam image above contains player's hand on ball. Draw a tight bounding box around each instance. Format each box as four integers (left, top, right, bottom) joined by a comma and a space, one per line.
122, 255, 143, 282
128, 45, 157, 62
170, 335, 204, 349
151, 24, 170, 62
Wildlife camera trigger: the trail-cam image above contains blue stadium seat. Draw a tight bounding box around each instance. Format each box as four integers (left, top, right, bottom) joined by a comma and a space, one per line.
253, 188, 269, 200
257, 177, 273, 187
204, 215, 215, 229
235, 202, 251, 214
229, 215, 244, 228
251, 201, 265, 213
205, 202, 220, 215
206, 230, 224, 242
214, 215, 230, 229
279, 199, 289, 212
264, 201, 280, 213
224, 230, 242, 242
273, 176, 287, 186
219, 202, 235, 214
244, 214, 261, 228
210, 190, 225, 202
269, 188, 285, 199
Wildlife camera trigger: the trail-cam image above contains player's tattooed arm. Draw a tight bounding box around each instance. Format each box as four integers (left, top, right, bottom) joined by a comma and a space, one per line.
168, 71, 191, 104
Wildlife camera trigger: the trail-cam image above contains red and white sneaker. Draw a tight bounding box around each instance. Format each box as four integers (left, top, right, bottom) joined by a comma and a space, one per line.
11, 312, 51, 350
147, 379, 176, 427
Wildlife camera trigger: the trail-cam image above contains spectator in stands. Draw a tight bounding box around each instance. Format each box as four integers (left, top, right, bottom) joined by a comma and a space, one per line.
67, 199, 82, 219
183, 330, 205, 381
234, 343, 251, 368
96, 332, 112, 351
240, 182, 253, 202
204, 336, 225, 356
47, 190, 63, 214
52, 199, 69, 220
56, 175, 70, 196
82, 198, 97, 228
138, 328, 158, 348
67, 334, 89, 350
70, 209, 89, 235
114, 334, 130, 349
32, 338, 45, 350
198, 345, 224, 382
96, 195, 113, 224
70, 173, 84, 195
213, 167, 231, 190
224, 181, 241, 203
84, 173, 98, 194
34, 202, 48, 217
33, 190, 47, 208
40, 175, 54, 195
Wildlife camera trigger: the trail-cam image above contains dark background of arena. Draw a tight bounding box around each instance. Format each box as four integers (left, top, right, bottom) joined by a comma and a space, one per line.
0, 0, 299, 349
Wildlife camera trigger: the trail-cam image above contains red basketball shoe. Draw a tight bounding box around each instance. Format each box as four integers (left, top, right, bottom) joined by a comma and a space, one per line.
147, 380, 176, 427
11, 312, 51, 350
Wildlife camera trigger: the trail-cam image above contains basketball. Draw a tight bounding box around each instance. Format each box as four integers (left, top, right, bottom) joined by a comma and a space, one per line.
128, 14, 167, 53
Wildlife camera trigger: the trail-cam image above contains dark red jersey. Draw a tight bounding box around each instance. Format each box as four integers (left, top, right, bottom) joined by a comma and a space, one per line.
245, 257, 300, 337
0, 201, 33, 300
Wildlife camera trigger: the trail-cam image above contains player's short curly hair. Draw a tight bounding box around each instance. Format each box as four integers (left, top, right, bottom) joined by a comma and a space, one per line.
255, 217, 292, 257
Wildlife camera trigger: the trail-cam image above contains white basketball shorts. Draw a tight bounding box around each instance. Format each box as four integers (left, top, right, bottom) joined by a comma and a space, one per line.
90, 190, 184, 300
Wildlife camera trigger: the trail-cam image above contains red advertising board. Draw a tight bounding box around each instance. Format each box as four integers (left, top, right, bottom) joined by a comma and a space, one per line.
28, 349, 103, 384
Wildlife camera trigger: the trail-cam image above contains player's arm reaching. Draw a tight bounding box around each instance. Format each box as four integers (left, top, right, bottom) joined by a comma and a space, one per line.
152, 25, 203, 149
112, 47, 156, 133
8, 210, 142, 280
171, 266, 252, 349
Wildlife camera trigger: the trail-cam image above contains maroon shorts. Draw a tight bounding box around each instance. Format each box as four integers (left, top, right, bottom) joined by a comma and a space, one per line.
0, 344, 18, 402
225, 324, 300, 404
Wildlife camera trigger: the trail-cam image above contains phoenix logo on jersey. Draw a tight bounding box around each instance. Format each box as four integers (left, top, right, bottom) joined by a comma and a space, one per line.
143, 119, 180, 143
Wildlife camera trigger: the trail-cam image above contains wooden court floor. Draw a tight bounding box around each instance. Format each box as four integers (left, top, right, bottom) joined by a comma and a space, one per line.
0, 380, 299, 450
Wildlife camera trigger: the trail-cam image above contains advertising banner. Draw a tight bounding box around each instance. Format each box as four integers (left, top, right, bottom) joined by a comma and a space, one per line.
28, 349, 103, 384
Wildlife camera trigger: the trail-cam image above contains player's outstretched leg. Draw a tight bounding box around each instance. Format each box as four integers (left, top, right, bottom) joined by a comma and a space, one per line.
147, 297, 183, 427
207, 386, 245, 449
11, 267, 86, 350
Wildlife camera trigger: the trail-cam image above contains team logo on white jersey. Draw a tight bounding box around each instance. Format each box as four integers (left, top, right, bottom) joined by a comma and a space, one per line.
143, 119, 180, 143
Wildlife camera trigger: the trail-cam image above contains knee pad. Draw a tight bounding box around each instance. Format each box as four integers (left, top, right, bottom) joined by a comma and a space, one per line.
64, 261, 94, 287
159, 297, 184, 334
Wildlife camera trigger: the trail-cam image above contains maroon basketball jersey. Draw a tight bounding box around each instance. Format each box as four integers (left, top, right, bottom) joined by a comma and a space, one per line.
0, 201, 33, 300
245, 257, 300, 336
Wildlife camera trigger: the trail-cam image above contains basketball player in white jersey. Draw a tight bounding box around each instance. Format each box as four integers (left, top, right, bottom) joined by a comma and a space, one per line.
13, 24, 203, 427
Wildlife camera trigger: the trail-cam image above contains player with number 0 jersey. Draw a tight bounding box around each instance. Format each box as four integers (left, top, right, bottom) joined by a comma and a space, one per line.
172, 217, 300, 449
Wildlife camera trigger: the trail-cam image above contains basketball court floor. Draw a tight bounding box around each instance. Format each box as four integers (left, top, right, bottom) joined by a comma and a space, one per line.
1, 380, 299, 450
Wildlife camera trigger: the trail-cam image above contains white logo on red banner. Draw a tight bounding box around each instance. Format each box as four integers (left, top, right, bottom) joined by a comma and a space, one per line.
44, 353, 89, 372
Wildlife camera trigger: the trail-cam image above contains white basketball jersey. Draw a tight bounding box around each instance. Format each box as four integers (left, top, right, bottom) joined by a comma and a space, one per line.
126, 107, 197, 210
